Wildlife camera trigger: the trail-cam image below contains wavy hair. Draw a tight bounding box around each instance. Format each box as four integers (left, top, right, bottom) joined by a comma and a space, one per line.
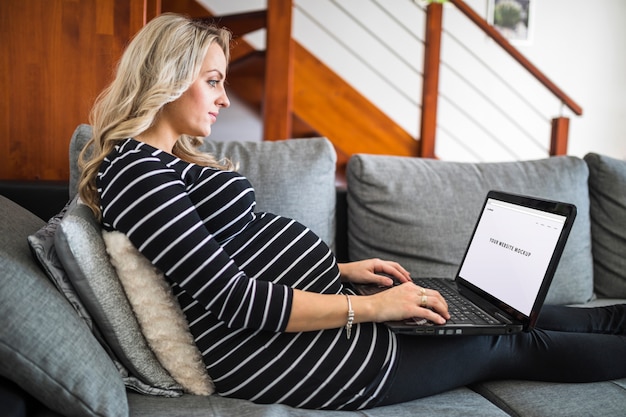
78, 13, 233, 219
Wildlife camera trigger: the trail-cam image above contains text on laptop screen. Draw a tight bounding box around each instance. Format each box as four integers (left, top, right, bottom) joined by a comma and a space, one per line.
458, 198, 567, 316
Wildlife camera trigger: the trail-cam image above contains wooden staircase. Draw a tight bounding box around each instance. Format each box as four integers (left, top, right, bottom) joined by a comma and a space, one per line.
161, 0, 581, 174
220, 42, 419, 170
163, 0, 417, 175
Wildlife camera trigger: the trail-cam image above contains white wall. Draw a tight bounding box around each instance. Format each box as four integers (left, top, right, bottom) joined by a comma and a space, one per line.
200, 0, 626, 161
518, 0, 626, 160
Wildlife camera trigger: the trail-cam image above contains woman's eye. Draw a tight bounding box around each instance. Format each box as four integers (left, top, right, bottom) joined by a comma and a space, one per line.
208, 79, 218, 87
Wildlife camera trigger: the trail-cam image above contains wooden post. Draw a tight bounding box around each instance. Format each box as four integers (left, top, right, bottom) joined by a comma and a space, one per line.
263, 0, 294, 141
130, 0, 161, 34
550, 117, 569, 156
419, 3, 443, 159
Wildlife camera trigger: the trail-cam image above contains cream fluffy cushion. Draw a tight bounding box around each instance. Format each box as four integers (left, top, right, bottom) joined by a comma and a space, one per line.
102, 230, 214, 396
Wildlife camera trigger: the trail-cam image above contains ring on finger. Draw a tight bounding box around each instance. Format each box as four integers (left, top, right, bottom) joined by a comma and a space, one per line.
420, 287, 426, 295
420, 294, 428, 308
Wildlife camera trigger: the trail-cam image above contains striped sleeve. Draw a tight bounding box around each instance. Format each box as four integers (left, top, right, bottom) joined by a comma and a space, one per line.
97, 142, 293, 332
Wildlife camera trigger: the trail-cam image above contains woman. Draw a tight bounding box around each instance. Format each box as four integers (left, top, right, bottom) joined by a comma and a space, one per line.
78, 13, 626, 410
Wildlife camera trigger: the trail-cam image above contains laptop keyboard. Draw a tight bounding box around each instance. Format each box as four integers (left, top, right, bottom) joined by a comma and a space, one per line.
413, 278, 499, 325
354, 278, 502, 326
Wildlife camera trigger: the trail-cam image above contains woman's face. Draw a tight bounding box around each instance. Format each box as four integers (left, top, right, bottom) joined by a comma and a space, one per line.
162, 42, 230, 139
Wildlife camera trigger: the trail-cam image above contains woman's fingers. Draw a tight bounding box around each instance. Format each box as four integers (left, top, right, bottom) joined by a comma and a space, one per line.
374, 260, 411, 283
415, 287, 450, 323
374, 282, 450, 324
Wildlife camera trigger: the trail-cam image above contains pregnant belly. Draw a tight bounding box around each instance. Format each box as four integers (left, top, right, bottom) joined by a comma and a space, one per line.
223, 212, 341, 294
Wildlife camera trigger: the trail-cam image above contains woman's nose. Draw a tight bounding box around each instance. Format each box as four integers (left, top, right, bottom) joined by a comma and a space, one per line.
219, 90, 230, 108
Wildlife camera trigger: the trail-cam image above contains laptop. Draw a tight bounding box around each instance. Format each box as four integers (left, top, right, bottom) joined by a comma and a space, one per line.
354, 190, 576, 336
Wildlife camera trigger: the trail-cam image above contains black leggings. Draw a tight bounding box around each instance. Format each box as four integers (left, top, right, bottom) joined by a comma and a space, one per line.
378, 304, 626, 406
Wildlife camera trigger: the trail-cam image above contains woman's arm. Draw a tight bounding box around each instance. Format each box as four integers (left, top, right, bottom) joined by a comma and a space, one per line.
284, 258, 448, 333
285, 281, 450, 333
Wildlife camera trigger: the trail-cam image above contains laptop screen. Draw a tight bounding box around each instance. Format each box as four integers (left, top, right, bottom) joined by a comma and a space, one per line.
457, 196, 568, 317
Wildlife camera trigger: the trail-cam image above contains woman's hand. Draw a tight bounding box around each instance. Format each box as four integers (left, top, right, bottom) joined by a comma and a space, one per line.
338, 258, 411, 287
286, 282, 449, 332
286, 259, 449, 332
338, 259, 449, 324
368, 281, 450, 325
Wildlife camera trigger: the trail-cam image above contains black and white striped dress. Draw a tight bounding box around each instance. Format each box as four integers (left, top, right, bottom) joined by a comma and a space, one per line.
98, 138, 397, 410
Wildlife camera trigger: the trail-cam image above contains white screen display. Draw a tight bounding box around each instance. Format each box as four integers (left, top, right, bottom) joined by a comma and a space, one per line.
458, 198, 566, 316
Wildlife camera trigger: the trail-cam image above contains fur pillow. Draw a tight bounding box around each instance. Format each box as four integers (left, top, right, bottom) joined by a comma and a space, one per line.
102, 230, 214, 396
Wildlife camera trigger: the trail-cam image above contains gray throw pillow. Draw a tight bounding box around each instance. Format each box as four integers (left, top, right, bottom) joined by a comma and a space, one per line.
347, 154, 593, 305
27, 197, 95, 331
69, 124, 337, 249
0, 195, 128, 417
584, 153, 626, 298
68, 123, 93, 201
54, 201, 183, 395
28, 198, 180, 396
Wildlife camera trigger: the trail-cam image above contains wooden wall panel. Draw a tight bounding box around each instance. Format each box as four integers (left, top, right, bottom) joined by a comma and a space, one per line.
0, 0, 142, 181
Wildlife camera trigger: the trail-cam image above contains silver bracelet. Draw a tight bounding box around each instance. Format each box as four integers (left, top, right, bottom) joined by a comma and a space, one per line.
345, 294, 354, 339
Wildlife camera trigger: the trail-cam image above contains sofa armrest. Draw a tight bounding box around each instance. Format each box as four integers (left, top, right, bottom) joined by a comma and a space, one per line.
0, 180, 69, 221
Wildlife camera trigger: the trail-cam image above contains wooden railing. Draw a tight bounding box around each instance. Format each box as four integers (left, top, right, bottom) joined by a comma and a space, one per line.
264, 0, 294, 141
420, 0, 582, 158
162, 0, 417, 174
163, 0, 582, 163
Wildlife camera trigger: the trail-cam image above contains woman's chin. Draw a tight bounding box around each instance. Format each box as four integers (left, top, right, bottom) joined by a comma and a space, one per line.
188, 127, 212, 138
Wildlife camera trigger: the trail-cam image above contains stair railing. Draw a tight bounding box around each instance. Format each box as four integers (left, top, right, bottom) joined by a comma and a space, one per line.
168, 0, 582, 160
421, 0, 582, 158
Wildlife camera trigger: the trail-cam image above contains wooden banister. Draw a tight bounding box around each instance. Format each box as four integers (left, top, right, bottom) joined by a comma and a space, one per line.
213, 11, 267, 38
263, 0, 294, 140
550, 117, 569, 156
419, 3, 443, 159
160, 0, 211, 18
448, 0, 582, 116
163, 0, 577, 160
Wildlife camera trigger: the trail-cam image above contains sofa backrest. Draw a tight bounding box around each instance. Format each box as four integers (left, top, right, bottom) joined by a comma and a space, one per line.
0, 195, 128, 417
584, 153, 626, 299
347, 154, 593, 306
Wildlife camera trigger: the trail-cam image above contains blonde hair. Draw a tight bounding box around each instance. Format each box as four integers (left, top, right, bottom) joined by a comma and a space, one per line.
78, 13, 233, 219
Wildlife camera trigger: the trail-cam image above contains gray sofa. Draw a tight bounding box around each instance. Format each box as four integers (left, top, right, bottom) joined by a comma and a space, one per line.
1, 124, 625, 417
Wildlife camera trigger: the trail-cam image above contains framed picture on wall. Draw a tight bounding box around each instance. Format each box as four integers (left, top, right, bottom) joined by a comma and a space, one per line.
487, 0, 534, 45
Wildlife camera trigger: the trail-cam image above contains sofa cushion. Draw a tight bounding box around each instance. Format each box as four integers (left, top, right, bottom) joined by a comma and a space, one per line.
473, 379, 626, 417
584, 153, 626, 298
54, 201, 183, 395
28, 200, 193, 396
68, 124, 92, 201
126, 386, 509, 417
347, 155, 593, 305
102, 230, 213, 396
0, 195, 128, 417
69, 124, 337, 249
27, 198, 95, 331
